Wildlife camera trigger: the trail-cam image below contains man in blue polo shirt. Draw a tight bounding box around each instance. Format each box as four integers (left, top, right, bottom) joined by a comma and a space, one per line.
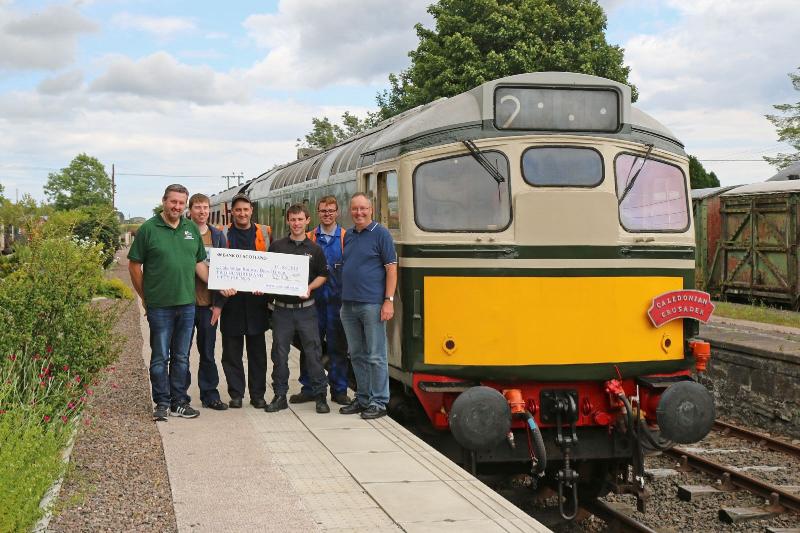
338, 193, 397, 419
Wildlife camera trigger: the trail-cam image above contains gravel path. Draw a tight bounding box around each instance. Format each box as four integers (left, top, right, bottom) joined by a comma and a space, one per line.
48, 252, 177, 532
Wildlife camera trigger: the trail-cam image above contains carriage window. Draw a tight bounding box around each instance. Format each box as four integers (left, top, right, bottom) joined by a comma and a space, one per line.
522, 147, 603, 187
413, 151, 511, 232
615, 153, 689, 232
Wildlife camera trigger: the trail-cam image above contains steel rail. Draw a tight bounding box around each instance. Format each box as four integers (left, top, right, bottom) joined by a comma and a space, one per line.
713, 420, 800, 459
665, 447, 800, 514
582, 500, 658, 533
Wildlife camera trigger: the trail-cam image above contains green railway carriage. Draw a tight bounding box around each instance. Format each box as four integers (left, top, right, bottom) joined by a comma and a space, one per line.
209, 72, 715, 517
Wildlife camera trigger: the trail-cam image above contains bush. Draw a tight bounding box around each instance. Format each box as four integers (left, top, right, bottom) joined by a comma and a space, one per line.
96, 277, 134, 300
0, 234, 121, 531
42, 206, 121, 268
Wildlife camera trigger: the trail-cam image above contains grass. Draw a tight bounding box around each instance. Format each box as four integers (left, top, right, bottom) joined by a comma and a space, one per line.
713, 301, 800, 329
0, 410, 70, 532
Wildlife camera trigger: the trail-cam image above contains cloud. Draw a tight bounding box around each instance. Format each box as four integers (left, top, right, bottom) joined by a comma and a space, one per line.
0, 4, 97, 71
111, 12, 195, 39
243, 0, 432, 89
90, 52, 248, 105
37, 69, 84, 94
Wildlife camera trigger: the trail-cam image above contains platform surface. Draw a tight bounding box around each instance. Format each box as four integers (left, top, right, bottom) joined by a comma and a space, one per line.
138, 301, 549, 532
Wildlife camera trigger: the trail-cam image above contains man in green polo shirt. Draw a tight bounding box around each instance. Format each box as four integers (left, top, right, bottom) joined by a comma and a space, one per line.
129, 184, 209, 421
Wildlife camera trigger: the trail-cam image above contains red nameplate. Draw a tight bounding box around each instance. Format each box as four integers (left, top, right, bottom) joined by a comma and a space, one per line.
647, 290, 714, 327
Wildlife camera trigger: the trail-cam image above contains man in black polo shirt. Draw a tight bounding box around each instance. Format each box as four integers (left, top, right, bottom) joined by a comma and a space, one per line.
265, 204, 330, 414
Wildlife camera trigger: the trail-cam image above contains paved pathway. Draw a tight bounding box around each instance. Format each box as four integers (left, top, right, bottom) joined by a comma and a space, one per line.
138, 301, 549, 532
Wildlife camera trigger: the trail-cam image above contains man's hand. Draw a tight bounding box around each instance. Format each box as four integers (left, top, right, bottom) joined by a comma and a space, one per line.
210, 306, 222, 326
221, 288, 237, 297
299, 288, 311, 300
380, 300, 394, 322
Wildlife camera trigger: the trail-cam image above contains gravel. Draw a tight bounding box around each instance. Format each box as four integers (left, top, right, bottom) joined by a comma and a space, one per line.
48, 252, 177, 532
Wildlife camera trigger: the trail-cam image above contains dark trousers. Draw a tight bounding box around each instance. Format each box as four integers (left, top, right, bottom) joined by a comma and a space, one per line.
299, 299, 349, 396
221, 333, 267, 401
190, 305, 221, 405
271, 306, 327, 397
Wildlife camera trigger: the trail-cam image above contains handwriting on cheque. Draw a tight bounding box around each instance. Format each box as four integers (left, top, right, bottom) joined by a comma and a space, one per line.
207, 248, 309, 296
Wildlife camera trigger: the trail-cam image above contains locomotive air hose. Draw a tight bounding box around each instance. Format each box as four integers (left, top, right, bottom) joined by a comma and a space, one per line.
522, 411, 547, 474
618, 394, 674, 451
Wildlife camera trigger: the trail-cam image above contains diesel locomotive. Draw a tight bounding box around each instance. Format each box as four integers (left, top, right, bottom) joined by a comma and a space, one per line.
209, 72, 716, 517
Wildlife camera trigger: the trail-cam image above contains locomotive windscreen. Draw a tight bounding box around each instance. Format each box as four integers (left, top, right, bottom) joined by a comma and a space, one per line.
494, 86, 620, 132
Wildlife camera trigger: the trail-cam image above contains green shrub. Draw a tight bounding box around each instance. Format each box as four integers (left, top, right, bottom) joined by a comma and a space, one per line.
96, 277, 134, 300
0, 408, 69, 532
42, 206, 121, 268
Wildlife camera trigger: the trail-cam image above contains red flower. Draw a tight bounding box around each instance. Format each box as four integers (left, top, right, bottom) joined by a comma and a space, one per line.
86, 388, 94, 396
33, 355, 41, 361
0, 410, 6, 414
46, 346, 53, 353
61, 416, 68, 423
8, 354, 16, 361
74, 375, 81, 383
62, 365, 69, 372
43, 415, 51, 422
68, 402, 75, 410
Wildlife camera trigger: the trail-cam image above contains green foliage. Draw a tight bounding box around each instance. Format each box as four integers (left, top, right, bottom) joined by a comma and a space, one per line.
152, 204, 163, 216
96, 277, 134, 300
764, 67, 800, 169
0, 233, 121, 531
44, 153, 113, 211
714, 301, 800, 329
299, 111, 381, 149
688, 155, 720, 189
377, 0, 636, 118
41, 206, 121, 268
0, 193, 50, 230
0, 408, 69, 532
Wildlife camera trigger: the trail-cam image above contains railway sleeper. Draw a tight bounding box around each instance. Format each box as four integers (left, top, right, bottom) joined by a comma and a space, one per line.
719, 493, 786, 524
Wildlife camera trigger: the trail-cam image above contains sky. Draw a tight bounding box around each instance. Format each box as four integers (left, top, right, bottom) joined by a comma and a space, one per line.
0, 0, 797, 219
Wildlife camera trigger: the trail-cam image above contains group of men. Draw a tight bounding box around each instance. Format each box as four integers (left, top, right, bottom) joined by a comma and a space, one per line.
128, 184, 397, 422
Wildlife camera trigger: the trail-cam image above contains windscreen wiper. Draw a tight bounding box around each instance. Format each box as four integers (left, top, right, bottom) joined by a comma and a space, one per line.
463, 140, 505, 185
618, 143, 654, 205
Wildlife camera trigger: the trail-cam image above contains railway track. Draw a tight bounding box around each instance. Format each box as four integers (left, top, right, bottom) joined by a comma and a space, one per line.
581, 499, 657, 533
713, 419, 800, 459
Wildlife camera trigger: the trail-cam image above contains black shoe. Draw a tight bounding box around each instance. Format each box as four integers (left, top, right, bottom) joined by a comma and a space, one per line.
289, 392, 315, 404
229, 398, 243, 409
331, 392, 351, 405
265, 395, 288, 412
316, 397, 331, 414
250, 398, 267, 409
202, 399, 229, 411
153, 404, 169, 421
339, 398, 366, 415
170, 403, 200, 419
360, 405, 387, 420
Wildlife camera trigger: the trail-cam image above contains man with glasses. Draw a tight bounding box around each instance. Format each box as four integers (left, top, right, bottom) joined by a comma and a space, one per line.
338, 193, 397, 419
128, 184, 208, 421
289, 196, 351, 406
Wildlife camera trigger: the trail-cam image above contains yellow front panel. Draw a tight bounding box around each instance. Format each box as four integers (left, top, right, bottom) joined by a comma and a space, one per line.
424, 276, 684, 366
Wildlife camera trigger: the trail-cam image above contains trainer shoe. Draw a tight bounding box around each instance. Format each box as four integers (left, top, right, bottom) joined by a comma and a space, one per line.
339, 398, 366, 415
331, 392, 351, 405
315, 397, 331, 414
170, 403, 200, 418
202, 399, 229, 411
360, 405, 387, 420
153, 404, 169, 421
289, 391, 315, 404
265, 395, 288, 412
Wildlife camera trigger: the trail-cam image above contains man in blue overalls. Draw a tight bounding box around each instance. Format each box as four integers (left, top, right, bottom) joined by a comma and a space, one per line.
289, 195, 351, 406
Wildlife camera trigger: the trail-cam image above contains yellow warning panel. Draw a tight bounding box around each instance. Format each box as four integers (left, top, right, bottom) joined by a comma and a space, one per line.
423, 276, 684, 366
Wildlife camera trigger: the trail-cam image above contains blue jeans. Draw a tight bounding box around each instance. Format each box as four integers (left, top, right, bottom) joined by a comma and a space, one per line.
339, 302, 389, 409
146, 304, 194, 408
190, 305, 221, 405
300, 299, 348, 396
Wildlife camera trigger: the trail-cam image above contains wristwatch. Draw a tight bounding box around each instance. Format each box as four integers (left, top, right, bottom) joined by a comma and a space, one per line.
384, 296, 394, 302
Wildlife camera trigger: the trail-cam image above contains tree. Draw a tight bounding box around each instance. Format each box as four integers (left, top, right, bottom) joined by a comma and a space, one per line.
377, 0, 636, 118
44, 153, 113, 211
764, 68, 800, 169
299, 111, 381, 150
152, 204, 163, 217
688, 155, 720, 189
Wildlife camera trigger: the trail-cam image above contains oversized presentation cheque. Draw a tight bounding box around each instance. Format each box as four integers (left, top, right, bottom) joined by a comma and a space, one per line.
207, 248, 309, 296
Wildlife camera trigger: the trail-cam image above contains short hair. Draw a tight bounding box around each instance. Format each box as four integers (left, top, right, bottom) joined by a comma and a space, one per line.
317, 195, 338, 209
188, 193, 210, 208
286, 203, 310, 220
349, 192, 372, 207
163, 183, 189, 200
